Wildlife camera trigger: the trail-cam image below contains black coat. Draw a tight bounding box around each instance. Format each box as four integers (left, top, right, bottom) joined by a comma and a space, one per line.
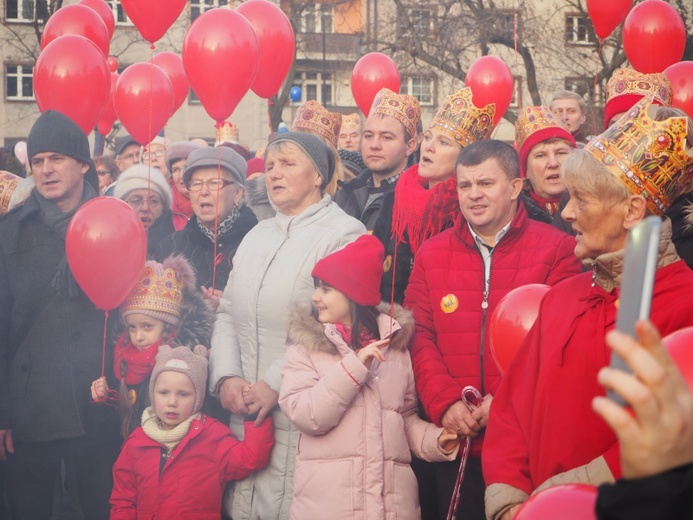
333, 169, 396, 232
666, 193, 693, 269
156, 205, 258, 291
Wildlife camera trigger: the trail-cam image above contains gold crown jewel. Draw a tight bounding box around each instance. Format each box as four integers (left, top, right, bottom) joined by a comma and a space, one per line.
341, 113, 361, 131
122, 265, 184, 318
606, 68, 673, 106
515, 105, 571, 150
586, 96, 693, 216
430, 87, 496, 147
292, 100, 342, 148
370, 88, 421, 139
0, 171, 20, 215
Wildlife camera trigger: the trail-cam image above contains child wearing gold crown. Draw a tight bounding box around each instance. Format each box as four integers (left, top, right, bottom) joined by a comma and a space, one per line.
91, 255, 213, 437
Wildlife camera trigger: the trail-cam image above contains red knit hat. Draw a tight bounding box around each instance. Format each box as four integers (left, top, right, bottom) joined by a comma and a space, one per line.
246, 157, 265, 179
311, 235, 384, 306
515, 105, 576, 177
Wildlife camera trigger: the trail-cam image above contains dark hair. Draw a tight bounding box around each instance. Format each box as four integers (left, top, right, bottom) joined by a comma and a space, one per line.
94, 155, 119, 177
455, 140, 520, 180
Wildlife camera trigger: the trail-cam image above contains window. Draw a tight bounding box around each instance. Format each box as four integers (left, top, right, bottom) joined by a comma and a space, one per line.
191, 0, 229, 22
6, 0, 35, 22
400, 76, 434, 106
297, 71, 333, 105
565, 76, 600, 102
6, 65, 34, 101
410, 9, 432, 33
299, 3, 333, 33
510, 76, 522, 109
104, 0, 130, 24
492, 9, 521, 42
565, 14, 596, 45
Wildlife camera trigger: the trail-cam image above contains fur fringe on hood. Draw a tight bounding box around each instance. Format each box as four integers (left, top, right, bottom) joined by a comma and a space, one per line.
286, 302, 415, 355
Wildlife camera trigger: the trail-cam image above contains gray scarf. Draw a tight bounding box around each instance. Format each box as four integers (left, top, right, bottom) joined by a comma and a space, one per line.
196, 204, 241, 243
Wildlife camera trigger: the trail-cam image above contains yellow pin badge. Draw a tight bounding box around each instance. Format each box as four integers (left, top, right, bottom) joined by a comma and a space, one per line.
440, 294, 459, 313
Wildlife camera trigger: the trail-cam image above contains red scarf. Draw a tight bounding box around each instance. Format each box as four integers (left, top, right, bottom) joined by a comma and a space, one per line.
113, 332, 163, 386
391, 165, 460, 255
172, 187, 194, 218
529, 189, 561, 218
334, 323, 377, 349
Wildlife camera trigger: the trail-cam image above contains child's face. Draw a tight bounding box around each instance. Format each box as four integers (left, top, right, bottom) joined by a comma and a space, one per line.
125, 313, 166, 351
311, 281, 352, 327
153, 371, 196, 430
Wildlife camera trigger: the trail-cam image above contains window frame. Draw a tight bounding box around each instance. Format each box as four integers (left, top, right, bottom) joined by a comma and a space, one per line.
564, 13, 596, 47
190, 0, 230, 22
5, 0, 37, 23
399, 75, 435, 107
296, 71, 334, 105
5, 63, 35, 102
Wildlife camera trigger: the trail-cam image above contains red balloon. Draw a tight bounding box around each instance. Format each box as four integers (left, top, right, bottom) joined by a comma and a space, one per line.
66, 198, 147, 310
41, 4, 110, 57
515, 484, 597, 520
351, 53, 400, 117
237, 0, 296, 99
183, 8, 259, 123
662, 327, 693, 391
489, 284, 550, 374
623, 0, 686, 74
107, 56, 119, 73
79, 0, 115, 39
664, 61, 693, 119
151, 52, 189, 113
34, 35, 110, 135
114, 62, 174, 145
465, 56, 514, 124
120, 0, 187, 45
587, 0, 632, 40
97, 72, 119, 136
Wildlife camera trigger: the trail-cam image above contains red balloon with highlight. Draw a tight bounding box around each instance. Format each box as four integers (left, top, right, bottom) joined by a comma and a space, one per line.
465, 56, 514, 124
662, 327, 693, 391
79, 0, 116, 39
151, 51, 189, 113
351, 53, 400, 116
120, 0, 187, 45
586, 0, 632, 40
515, 484, 597, 520
41, 4, 110, 57
664, 62, 693, 120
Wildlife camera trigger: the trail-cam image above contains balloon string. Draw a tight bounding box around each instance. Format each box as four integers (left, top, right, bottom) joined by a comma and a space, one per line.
388, 236, 399, 321
211, 125, 222, 291
593, 39, 603, 136
268, 98, 274, 136
145, 48, 155, 250
513, 0, 519, 68
93, 309, 118, 407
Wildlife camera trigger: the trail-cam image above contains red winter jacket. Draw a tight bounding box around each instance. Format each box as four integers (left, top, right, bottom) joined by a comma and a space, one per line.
110, 414, 274, 519
404, 204, 580, 456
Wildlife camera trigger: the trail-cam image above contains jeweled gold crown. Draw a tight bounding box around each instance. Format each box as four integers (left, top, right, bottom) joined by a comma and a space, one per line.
515, 105, 572, 151
0, 171, 20, 215
586, 96, 693, 216
370, 88, 421, 139
606, 68, 672, 107
292, 100, 342, 148
430, 87, 495, 147
341, 113, 361, 131
121, 265, 184, 321
216, 121, 239, 146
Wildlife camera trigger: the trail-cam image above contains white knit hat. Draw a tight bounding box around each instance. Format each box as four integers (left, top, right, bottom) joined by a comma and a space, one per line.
114, 164, 172, 211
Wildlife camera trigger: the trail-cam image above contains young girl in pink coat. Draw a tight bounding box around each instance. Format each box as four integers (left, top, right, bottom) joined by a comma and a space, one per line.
279, 235, 461, 520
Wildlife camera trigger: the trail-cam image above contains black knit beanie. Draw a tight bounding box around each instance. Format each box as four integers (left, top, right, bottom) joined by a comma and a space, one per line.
27, 110, 98, 191
266, 131, 335, 186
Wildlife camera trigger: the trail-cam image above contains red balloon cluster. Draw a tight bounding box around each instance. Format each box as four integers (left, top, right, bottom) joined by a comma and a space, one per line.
151, 52, 190, 114
351, 53, 401, 116
664, 62, 693, 120
622, 0, 686, 73
79, 0, 115, 39
489, 284, 550, 374
465, 56, 514, 125
515, 484, 597, 520
66, 198, 147, 311
97, 72, 119, 136
41, 4, 110, 56
119, 0, 187, 45
586, 0, 632, 40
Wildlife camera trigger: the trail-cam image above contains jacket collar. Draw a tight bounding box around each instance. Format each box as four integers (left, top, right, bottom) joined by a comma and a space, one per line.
455, 201, 528, 249
273, 194, 332, 231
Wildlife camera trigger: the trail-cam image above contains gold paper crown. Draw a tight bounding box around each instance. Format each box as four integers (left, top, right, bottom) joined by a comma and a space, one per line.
515, 105, 573, 151
430, 87, 495, 147
341, 113, 362, 131
606, 68, 672, 107
370, 88, 421, 139
0, 171, 20, 215
292, 100, 342, 148
585, 96, 693, 216
120, 264, 184, 325
215, 121, 239, 146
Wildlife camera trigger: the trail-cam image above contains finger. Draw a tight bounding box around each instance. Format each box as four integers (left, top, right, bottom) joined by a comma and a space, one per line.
463, 413, 481, 433
597, 366, 661, 422
6, 431, 13, 455
592, 395, 640, 444
255, 406, 271, 428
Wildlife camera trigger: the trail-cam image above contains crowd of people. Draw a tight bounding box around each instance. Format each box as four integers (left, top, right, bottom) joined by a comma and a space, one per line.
0, 65, 693, 520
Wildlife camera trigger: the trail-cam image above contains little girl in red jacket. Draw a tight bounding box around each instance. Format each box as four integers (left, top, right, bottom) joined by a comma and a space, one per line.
110, 345, 274, 519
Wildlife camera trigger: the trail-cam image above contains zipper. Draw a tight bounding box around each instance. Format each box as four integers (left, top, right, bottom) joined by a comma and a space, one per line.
478, 247, 493, 397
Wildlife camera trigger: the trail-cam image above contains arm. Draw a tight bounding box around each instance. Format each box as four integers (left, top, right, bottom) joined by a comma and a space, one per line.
220, 418, 275, 481
109, 444, 138, 520
0, 242, 13, 457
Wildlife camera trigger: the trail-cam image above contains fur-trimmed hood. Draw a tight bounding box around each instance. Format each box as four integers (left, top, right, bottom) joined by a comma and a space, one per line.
286, 302, 414, 355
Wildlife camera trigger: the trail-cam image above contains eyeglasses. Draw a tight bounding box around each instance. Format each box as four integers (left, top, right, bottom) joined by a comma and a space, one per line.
96, 169, 112, 176
142, 150, 166, 159
124, 196, 163, 209
186, 179, 235, 192
116, 152, 139, 162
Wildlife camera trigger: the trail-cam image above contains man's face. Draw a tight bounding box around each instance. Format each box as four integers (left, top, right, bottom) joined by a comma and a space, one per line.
31, 152, 88, 213
361, 115, 414, 178
115, 143, 141, 172
338, 129, 361, 151
551, 98, 586, 134
142, 143, 168, 178
456, 157, 522, 243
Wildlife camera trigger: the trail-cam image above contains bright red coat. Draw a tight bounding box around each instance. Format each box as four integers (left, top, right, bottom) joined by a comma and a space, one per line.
110, 414, 274, 519
404, 205, 581, 456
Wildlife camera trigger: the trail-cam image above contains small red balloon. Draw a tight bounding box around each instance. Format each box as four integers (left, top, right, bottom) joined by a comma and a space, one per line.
586, 0, 632, 40
151, 52, 189, 113
623, 0, 686, 74
489, 284, 550, 374
237, 0, 296, 99
183, 8, 259, 123
515, 484, 597, 520
66, 198, 147, 311
465, 56, 514, 125
351, 53, 400, 117
79, 0, 116, 39
664, 61, 693, 120
115, 62, 174, 145
41, 4, 110, 57
97, 72, 119, 136
107, 56, 119, 73
662, 327, 693, 391
34, 35, 110, 135
120, 0, 187, 45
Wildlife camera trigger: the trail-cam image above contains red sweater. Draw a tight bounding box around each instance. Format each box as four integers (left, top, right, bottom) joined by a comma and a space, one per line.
404, 205, 581, 456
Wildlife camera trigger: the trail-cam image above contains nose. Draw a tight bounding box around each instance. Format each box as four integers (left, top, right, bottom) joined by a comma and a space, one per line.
547, 152, 560, 169
135, 329, 145, 342
561, 196, 576, 222
310, 288, 321, 303
468, 183, 482, 200
422, 139, 434, 154
369, 136, 382, 150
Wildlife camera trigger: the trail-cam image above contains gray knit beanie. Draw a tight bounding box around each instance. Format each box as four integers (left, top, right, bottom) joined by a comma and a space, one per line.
27, 110, 98, 191
266, 131, 335, 186
183, 146, 247, 186
149, 345, 209, 415
114, 164, 173, 211
165, 141, 202, 173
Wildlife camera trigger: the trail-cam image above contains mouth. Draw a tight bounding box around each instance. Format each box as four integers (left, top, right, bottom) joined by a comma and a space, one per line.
468, 204, 487, 212
271, 185, 285, 193
421, 155, 433, 165
199, 202, 214, 210
545, 173, 561, 182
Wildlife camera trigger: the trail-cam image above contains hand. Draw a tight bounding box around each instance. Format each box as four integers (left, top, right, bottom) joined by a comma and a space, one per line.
438, 427, 462, 452
201, 286, 223, 310
356, 338, 390, 369
0, 429, 14, 461
592, 320, 693, 479
90, 376, 109, 401
441, 400, 482, 438
500, 503, 522, 520
242, 380, 279, 427
470, 393, 493, 428
219, 377, 251, 415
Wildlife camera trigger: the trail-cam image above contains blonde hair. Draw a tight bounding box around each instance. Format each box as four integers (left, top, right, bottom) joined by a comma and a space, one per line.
561, 149, 630, 207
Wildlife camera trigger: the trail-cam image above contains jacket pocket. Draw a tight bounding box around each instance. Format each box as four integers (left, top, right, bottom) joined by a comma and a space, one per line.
293, 458, 355, 517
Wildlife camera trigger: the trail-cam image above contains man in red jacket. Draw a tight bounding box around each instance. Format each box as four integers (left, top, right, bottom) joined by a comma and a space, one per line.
404, 139, 581, 520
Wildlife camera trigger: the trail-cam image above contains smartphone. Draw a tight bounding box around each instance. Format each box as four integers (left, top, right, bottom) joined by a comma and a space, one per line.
609, 216, 661, 404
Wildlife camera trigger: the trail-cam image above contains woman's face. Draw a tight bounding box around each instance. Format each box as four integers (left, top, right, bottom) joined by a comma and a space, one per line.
95, 163, 115, 194
311, 281, 352, 327
189, 167, 242, 230
418, 128, 462, 187
525, 140, 573, 199
123, 188, 164, 230
264, 143, 323, 216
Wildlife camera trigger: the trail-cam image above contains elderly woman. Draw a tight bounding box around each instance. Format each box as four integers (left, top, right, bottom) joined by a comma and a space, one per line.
165, 141, 202, 218
93, 155, 119, 195
114, 164, 187, 258
157, 146, 257, 307
209, 132, 365, 520
482, 98, 693, 520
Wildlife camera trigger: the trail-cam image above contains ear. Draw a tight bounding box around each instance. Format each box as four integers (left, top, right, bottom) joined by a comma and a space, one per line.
405, 136, 418, 157
233, 185, 244, 205
509, 177, 524, 200
314, 172, 323, 188
81, 162, 90, 175
623, 195, 648, 230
